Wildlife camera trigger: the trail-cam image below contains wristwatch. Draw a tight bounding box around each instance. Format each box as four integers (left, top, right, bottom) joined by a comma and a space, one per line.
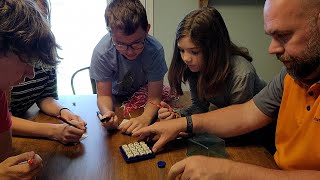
186, 115, 193, 134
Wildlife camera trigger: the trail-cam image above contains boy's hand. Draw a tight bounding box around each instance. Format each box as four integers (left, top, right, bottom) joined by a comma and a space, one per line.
119, 115, 151, 135
101, 110, 119, 130
0, 151, 42, 180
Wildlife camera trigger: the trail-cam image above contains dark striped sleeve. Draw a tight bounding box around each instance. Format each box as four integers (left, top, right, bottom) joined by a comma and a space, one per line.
10, 67, 58, 116
38, 68, 58, 101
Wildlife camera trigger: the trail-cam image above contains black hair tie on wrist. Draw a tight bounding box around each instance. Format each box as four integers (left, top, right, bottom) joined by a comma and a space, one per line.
59, 107, 70, 115
186, 115, 193, 134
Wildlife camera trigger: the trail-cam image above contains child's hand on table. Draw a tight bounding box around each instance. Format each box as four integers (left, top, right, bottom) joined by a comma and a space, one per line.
100, 110, 119, 130
119, 115, 151, 135
158, 101, 180, 120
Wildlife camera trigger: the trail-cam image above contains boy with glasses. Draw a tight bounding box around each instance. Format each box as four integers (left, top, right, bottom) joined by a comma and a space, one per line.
90, 0, 167, 134
112, 38, 145, 52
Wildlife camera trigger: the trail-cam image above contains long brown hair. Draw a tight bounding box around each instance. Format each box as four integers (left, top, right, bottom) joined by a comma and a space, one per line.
168, 7, 252, 100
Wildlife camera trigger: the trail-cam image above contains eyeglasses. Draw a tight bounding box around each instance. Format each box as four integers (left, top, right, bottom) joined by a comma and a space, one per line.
112, 39, 145, 51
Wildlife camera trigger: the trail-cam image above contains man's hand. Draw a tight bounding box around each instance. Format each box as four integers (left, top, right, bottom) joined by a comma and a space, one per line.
132, 118, 186, 152
0, 151, 42, 180
168, 156, 232, 180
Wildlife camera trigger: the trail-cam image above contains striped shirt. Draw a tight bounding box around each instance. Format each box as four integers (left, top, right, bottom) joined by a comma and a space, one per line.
10, 67, 58, 116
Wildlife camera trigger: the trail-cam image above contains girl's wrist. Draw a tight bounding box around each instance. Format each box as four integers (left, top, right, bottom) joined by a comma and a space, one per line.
48, 124, 59, 140
59, 107, 70, 116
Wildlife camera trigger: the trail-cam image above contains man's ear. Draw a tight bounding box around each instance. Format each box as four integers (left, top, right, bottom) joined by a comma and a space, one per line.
146, 24, 150, 34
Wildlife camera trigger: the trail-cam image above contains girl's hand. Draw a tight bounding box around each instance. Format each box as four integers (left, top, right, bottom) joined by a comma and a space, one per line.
158, 101, 176, 120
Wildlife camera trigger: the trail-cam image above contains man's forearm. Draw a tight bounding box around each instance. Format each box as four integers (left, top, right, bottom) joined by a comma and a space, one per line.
192, 100, 272, 138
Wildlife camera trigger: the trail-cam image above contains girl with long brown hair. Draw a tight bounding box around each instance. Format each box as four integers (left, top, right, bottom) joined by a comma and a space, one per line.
164, 7, 266, 117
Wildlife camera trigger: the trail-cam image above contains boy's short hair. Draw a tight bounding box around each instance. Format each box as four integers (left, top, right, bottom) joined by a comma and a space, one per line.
105, 0, 148, 35
0, 0, 60, 68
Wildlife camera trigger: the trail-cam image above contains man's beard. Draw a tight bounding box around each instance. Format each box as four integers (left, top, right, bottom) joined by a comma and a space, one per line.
278, 31, 320, 83
280, 55, 320, 82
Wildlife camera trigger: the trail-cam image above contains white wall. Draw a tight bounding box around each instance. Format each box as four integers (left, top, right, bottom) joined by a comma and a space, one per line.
154, 0, 198, 88
52, 0, 107, 95
210, 0, 282, 82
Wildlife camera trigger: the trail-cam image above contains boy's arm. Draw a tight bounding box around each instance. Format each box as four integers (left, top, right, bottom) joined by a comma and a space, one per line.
141, 80, 163, 121
0, 129, 12, 162
11, 116, 56, 138
96, 81, 119, 129
11, 116, 85, 144
37, 97, 86, 129
120, 80, 163, 134
96, 81, 113, 114
36, 97, 65, 117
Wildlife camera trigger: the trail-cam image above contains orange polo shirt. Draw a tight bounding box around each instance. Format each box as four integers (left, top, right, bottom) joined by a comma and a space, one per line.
274, 74, 320, 170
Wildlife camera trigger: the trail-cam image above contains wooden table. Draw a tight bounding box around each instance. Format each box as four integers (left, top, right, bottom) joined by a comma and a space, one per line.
12, 95, 278, 180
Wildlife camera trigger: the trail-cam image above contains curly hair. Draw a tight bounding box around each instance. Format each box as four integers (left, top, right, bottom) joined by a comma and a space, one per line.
34, 0, 51, 24
0, 0, 60, 68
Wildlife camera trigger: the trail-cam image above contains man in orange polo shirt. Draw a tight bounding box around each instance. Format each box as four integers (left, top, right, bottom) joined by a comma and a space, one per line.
133, 0, 320, 179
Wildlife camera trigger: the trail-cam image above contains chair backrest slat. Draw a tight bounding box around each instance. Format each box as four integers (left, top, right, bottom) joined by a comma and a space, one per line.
71, 66, 96, 95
